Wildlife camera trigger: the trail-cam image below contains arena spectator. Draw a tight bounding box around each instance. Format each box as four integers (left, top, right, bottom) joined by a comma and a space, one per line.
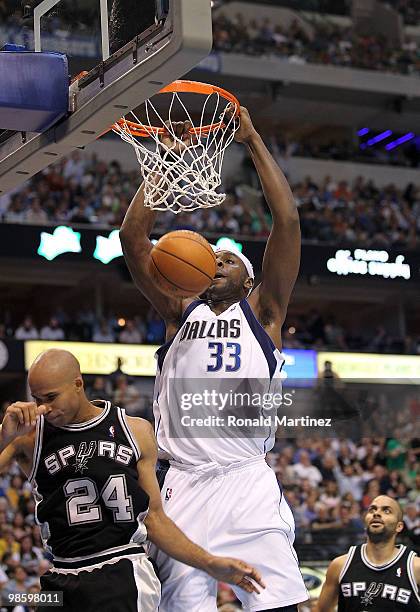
386, 437, 407, 471
18, 535, 44, 576
0, 563, 7, 592
292, 451, 323, 487
1, 565, 31, 599
63, 151, 87, 183
92, 320, 115, 343
86, 376, 112, 403
11, 513, 27, 542
24, 198, 48, 225
118, 319, 144, 344
404, 503, 420, 546
319, 480, 341, 509
3, 197, 25, 224
146, 309, 166, 344
409, 474, 420, 504
40, 317, 65, 341
113, 375, 141, 415
333, 461, 365, 501
14, 317, 38, 341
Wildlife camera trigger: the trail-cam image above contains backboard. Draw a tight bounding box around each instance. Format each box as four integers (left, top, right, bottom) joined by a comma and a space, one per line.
0, 0, 213, 195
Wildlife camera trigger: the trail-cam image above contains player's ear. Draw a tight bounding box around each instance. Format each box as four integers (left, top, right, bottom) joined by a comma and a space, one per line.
396, 520, 405, 534
75, 377, 84, 392
244, 277, 254, 293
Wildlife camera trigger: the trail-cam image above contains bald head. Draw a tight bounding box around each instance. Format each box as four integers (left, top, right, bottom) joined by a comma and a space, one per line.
27, 350, 90, 426
29, 349, 82, 389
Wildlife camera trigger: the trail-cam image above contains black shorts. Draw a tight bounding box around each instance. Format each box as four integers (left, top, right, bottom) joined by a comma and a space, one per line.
39, 553, 160, 612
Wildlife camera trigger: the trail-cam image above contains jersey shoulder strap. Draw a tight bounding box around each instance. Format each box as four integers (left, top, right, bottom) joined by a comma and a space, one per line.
115, 405, 141, 462
406, 549, 420, 604
28, 415, 45, 484
339, 545, 359, 582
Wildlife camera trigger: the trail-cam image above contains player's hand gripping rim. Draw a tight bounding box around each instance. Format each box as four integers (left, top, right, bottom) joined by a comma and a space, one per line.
159, 120, 195, 157
206, 557, 266, 594
224, 104, 257, 144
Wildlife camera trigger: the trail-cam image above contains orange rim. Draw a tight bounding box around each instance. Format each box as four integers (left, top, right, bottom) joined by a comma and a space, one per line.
112, 80, 241, 138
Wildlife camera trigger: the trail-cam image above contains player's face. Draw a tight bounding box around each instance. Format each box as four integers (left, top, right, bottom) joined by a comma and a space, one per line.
365, 496, 403, 543
30, 379, 83, 427
206, 251, 252, 301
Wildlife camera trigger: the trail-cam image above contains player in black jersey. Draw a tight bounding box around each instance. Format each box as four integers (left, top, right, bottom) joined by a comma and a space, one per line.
0, 349, 265, 612
317, 495, 420, 611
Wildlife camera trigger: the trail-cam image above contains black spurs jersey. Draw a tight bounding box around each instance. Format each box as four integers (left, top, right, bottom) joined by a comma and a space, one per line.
29, 401, 149, 564
338, 544, 420, 611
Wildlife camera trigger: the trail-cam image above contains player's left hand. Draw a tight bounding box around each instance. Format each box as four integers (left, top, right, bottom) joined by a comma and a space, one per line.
225, 105, 258, 144
206, 556, 266, 593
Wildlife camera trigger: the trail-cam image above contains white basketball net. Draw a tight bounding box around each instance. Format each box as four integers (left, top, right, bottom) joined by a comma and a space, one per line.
113, 90, 240, 214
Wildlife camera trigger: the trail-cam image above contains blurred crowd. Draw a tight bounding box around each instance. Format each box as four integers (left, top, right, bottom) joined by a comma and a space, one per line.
0, 464, 50, 606
0, 154, 133, 229
288, 175, 419, 248
1, 151, 419, 249
0, 309, 166, 346
1, 306, 420, 355
282, 310, 420, 354
213, 12, 420, 75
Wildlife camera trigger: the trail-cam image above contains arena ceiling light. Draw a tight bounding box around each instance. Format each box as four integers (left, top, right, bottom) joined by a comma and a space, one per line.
366, 130, 393, 146
359, 127, 418, 150
385, 132, 416, 151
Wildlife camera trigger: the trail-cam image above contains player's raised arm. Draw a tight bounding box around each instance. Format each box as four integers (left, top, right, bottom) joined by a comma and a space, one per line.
0, 402, 47, 452
233, 108, 300, 345
119, 182, 184, 330
315, 555, 346, 612
120, 122, 195, 331
127, 416, 265, 594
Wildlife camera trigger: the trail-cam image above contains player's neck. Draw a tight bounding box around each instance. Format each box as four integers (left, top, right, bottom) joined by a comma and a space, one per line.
207, 297, 240, 315
365, 539, 399, 565
70, 398, 104, 424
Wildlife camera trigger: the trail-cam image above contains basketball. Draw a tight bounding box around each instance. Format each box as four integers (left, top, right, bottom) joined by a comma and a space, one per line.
150, 230, 217, 298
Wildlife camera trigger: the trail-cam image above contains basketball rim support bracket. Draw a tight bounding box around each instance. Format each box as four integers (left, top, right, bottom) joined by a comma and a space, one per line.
0, 0, 213, 195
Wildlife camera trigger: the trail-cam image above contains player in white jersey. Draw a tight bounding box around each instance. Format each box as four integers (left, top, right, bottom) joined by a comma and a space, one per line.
120, 108, 309, 611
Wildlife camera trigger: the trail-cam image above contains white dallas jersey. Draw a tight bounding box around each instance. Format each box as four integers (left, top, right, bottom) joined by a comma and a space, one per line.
153, 299, 284, 466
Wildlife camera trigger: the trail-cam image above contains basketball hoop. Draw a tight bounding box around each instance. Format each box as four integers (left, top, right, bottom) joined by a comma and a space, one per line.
112, 80, 241, 214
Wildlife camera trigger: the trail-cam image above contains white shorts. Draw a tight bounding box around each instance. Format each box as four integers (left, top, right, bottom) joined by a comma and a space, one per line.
150, 455, 309, 612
